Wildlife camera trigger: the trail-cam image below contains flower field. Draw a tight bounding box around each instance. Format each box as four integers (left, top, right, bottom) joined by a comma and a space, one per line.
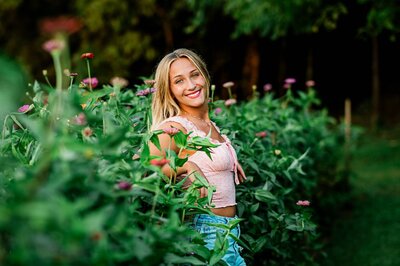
0, 49, 351, 265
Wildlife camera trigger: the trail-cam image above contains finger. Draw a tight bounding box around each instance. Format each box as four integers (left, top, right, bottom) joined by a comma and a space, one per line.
237, 164, 247, 180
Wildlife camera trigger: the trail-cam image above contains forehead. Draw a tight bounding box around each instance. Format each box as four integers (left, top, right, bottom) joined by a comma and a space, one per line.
170, 57, 197, 77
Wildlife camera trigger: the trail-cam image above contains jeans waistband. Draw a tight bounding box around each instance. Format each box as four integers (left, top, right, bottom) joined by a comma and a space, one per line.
193, 213, 239, 224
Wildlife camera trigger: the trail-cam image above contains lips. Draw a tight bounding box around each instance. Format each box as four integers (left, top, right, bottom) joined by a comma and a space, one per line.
185, 90, 201, 99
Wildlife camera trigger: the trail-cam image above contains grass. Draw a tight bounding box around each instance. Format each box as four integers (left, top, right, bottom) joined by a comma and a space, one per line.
323, 127, 400, 266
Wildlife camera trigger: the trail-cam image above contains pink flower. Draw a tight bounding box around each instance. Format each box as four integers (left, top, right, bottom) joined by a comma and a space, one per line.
224, 98, 237, 106
263, 83, 272, 92
73, 113, 87, 125
296, 200, 310, 206
82, 127, 93, 137
117, 181, 132, 191
163, 127, 179, 136
82, 77, 99, 89
214, 107, 222, 115
18, 104, 31, 113
150, 158, 170, 166
136, 88, 156, 96
42, 39, 65, 53
284, 78, 296, 84
255, 131, 267, 138
81, 53, 94, 59
144, 79, 156, 87
306, 80, 315, 87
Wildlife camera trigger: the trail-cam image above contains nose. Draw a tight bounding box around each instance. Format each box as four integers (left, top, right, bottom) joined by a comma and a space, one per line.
188, 79, 197, 90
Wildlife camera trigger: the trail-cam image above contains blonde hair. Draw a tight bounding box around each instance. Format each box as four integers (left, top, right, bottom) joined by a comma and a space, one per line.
151, 48, 211, 130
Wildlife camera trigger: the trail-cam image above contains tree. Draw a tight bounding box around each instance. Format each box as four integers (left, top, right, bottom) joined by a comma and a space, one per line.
357, 0, 400, 129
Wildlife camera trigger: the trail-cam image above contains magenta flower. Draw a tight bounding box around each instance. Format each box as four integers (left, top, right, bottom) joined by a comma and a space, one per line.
296, 200, 310, 206
42, 39, 65, 53
163, 127, 179, 136
214, 107, 222, 115
117, 181, 132, 191
18, 104, 31, 113
224, 98, 237, 106
263, 83, 272, 92
284, 78, 296, 84
73, 113, 87, 125
82, 77, 99, 89
144, 79, 156, 87
136, 88, 156, 96
306, 80, 315, 87
255, 131, 267, 138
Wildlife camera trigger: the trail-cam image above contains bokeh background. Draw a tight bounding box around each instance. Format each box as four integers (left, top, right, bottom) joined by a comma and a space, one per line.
1, 0, 399, 128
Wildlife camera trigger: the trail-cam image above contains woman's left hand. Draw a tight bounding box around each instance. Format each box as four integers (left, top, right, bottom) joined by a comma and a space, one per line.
237, 163, 247, 183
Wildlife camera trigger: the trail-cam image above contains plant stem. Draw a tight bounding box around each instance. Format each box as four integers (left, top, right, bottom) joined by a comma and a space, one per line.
86, 59, 92, 91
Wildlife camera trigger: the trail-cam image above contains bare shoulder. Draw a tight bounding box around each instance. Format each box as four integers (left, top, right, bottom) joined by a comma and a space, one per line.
156, 121, 187, 134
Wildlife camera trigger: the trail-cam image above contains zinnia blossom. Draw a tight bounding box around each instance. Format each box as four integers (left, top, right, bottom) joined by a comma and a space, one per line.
144, 79, 156, 87
42, 39, 65, 53
82, 127, 93, 137
306, 80, 315, 87
81, 53, 94, 59
296, 200, 311, 206
263, 83, 272, 92
18, 104, 31, 113
117, 181, 132, 191
136, 88, 156, 96
284, 78, 296, 84
82, 77, 99, 89
224, 98, 237, 106
214, 107, 222, 115
73, 113, 87, 125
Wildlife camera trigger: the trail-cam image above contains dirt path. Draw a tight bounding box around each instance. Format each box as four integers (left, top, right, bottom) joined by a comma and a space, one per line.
324, 130, 400, 266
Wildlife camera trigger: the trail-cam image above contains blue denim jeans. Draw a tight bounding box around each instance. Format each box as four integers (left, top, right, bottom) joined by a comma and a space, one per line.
192, 214, 246, 266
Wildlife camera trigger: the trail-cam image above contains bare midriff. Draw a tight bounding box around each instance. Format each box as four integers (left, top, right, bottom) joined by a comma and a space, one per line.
211, 205, 236, 217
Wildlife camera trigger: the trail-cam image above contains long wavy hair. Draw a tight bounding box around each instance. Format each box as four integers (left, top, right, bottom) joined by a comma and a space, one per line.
151, 48, 211, 130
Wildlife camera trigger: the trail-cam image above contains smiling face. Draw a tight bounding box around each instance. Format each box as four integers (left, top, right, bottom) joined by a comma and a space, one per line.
169, 57, 207, 111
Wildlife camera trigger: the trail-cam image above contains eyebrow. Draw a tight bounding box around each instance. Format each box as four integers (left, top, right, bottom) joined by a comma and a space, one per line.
171, 68, 199, 79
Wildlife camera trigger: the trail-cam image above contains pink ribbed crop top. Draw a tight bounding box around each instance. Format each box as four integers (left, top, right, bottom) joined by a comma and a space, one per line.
160, 116, 240, 208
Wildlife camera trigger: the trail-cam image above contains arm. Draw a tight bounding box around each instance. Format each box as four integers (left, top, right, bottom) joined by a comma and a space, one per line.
148, 122, 208, 196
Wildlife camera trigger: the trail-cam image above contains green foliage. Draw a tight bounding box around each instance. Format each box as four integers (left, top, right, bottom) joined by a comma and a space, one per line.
0, 49, 351, 265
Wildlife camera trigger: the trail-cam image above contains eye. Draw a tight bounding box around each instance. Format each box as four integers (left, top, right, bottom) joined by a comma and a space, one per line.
174, 79, 183, 84
191, 72, 200, 77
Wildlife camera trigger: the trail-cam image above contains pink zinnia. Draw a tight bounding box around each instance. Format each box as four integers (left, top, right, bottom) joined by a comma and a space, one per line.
73, 113, 87, 125
110, 76, 128, 88
296, 200, 310, 206
82, 77, 99, 89
117, 181, 132, 191
224, 98, 237, 106
255, 131, 267, 138
136, 88, 155, 96
18, 104, 31, 113
144, 79, 156, 87
214, 107, 222, 115
284, 78, 296, 84
42, 39, 65, 53
263, 83, 272, 92
163, 127, 179, 136
306, 80, 315, 87
82, 127, 93, 137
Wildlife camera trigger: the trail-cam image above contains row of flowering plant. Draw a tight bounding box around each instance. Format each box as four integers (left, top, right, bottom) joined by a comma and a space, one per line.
0, 42, 349, 265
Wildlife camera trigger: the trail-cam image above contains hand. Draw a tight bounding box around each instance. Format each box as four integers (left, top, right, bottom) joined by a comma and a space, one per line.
237, 163, 247, 183
184, 161, 208, 198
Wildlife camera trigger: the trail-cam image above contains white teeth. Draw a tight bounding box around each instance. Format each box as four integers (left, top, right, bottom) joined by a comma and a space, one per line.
186, 90, 200, 98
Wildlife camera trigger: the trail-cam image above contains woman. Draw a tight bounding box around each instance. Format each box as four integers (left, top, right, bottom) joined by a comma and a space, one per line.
149, 48, 247, 265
